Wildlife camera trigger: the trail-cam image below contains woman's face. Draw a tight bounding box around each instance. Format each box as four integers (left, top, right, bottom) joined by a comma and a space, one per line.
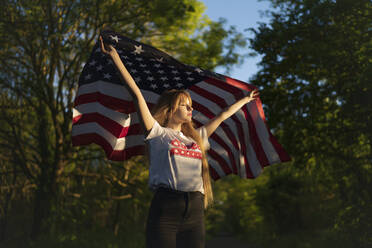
171, 96, 193, 124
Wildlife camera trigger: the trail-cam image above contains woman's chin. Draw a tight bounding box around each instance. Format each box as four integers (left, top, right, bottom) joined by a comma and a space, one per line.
183, 118, 192, 123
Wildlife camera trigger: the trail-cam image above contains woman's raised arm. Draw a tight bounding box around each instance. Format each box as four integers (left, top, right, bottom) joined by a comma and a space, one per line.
202, 89, 259, 137
100, 36, 155, 132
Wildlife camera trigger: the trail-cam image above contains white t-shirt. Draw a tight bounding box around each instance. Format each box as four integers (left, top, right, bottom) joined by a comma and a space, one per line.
144, 121, 210, 195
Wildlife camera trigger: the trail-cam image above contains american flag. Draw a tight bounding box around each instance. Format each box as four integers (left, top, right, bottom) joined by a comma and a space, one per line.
72, 30, 290, 180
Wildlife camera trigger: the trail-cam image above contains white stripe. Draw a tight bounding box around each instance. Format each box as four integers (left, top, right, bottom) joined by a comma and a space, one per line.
189, 87, 242, 157
208, 160, 226, 179
72, 122, 144, 150
209, 139, 232, 171
201, 79, 280, 164
73, 103, 140, 127
191, 81, 252, 176
191, 82, 262, 178
193, 112, 240, 173
247, 102, 280, 164
76, 80, 159, 104
200, 81, 263, 177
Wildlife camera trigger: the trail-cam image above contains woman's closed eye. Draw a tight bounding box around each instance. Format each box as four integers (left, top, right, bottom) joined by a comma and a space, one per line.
180, 104, 193, 111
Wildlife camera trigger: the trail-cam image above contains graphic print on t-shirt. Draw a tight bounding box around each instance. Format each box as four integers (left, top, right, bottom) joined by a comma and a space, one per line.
169, 138, 202, 159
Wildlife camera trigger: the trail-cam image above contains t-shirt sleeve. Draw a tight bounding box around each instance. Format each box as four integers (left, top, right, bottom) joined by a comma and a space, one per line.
197, 126, 210, 150
144, 121, 165, 140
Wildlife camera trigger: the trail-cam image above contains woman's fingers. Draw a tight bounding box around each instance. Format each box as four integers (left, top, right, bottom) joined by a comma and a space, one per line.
99, 36, 107, 53
99, 36, 111, 53
250, 89, 259, 99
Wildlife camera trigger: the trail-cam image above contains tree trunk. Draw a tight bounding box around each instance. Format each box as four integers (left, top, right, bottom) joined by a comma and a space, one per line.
30, 169, 56, 240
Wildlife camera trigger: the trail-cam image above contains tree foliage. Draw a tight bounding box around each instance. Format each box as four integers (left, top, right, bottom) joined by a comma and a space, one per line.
209, 0, 371, 247
0, 0, 247, 246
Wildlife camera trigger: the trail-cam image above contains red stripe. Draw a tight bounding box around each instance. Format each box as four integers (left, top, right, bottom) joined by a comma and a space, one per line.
254, 98, 266, 122
190, 85, 258, 175
209, 166, 221, 181
209, 133, 238, 174
74, 92, 136, 113
268, 130, 291, 164
72, 133, 144, 161
200, 79, 254, 178
74, 92, 155, 113
241, 105, 269, 167
193, 119, 238, 175
225, 76, 257, 92
254, 99, 291, 163
207, 149, 232, 175
189, 85, 227, 109
192, 100, 240, 151
73, 112, 142, 138
204, 77, 245, 98
205, 78, 284, 170
203, 78, 268, 178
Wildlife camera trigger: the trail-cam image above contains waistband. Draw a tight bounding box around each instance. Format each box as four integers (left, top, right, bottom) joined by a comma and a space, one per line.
155, 186, 202, 195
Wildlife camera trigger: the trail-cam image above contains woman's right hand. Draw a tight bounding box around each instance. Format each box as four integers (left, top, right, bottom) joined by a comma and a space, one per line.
99, 36, 118, 57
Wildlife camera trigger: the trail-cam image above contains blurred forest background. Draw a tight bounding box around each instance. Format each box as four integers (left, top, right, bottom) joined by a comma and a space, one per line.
0, 0, 371, 247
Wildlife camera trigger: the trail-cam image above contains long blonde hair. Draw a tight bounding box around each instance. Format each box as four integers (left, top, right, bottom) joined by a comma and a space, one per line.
151, 89, 214, 209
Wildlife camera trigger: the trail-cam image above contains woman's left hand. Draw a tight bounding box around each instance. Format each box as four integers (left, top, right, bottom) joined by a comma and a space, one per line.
246, 89, 259, 103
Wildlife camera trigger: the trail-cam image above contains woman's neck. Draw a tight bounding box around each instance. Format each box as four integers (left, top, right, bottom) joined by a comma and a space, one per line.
166, 120, 182, 132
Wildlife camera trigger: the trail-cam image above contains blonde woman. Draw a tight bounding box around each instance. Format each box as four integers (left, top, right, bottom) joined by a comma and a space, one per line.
100, 37, 258, 248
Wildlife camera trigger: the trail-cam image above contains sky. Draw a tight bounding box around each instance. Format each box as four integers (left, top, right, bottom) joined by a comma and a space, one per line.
199, 0, 273, 83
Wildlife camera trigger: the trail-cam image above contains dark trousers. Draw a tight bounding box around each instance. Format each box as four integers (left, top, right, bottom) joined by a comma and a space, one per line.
145, 187, 205, 248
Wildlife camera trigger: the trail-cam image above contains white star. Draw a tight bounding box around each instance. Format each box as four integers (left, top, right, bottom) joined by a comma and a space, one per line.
85, 74, 92, 80
144, 70, 151, 74
160, 76, 168, 81
186, 71, 192, 75
107, 60, 113, 65
168, 65, 175, 68
154, 64, 161, 68
156, 57, 164, 62
187, 77, 194, 81
174, 77, 181, 81
133, 45, 144, 55
95, 47, 101, 53
195, 68, 203, 73
176, 83, 184, 88
110, 35, 120, 43
135, 57, 143, 61
147, 76, 154, 81
150, 84, 158, 89
171, 70, 179, 74
157, 70, 164, 74
89, 60, 96, 66
103, 73, 111, 79
130, 69, 138, 74
134, 77, 141, 82
164, 83, 170, 88
126, 62, 133, 66
139, 63, 147, 67
96, 65, 103, 71
121, 55, 129, 59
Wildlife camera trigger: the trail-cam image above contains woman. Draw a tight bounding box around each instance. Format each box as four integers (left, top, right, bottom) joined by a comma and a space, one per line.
99, 36, 258, 248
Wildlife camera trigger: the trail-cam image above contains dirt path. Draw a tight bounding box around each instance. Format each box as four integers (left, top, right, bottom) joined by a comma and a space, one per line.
206, 233, 256, 248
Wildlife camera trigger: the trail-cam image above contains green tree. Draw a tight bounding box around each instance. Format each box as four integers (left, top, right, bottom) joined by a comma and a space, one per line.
246, 0, 371, 246
0, 0, 247, 245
